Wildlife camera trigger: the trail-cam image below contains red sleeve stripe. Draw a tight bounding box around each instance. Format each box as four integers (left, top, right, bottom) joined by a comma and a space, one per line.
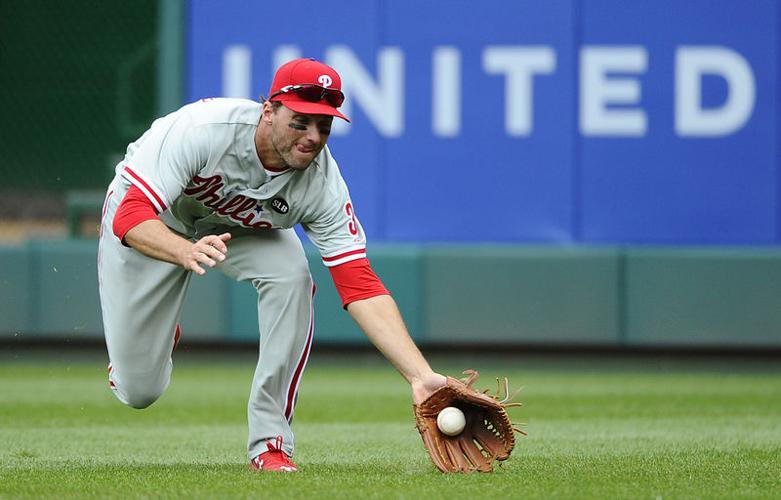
322, 250, 366, 267
121, 166, 168, 213
321, 247, 367, 267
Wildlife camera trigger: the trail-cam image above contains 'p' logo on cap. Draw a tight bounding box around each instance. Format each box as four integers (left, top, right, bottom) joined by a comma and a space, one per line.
267, 58, 349, 122
318, 74, 333, 88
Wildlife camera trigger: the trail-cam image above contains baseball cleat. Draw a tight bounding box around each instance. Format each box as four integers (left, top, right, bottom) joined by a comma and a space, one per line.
249, 436, 297, 472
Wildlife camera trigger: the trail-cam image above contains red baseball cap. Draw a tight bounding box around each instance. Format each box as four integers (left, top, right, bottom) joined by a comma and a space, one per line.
268, 58, 350, 122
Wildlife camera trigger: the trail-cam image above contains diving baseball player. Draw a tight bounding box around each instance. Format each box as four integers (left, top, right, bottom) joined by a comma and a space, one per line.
98, 58, 447, 472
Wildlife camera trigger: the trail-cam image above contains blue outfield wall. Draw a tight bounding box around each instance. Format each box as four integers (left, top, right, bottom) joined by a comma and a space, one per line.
5, 1, 780, 348
187, 0, 779, 245
2, 240, 781, 349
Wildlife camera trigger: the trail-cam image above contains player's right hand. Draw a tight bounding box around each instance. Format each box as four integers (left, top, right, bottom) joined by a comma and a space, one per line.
184, 232, 232, 275
411, 372, 448, 405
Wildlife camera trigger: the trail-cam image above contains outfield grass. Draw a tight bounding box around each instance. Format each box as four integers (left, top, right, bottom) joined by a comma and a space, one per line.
1, 348, 779, 499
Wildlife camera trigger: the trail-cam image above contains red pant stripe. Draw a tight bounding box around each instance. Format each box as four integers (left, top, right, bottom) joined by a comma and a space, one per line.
283, 282, 316, 421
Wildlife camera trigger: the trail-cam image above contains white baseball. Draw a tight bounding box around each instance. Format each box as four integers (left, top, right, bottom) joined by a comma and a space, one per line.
437, 406, 466, 436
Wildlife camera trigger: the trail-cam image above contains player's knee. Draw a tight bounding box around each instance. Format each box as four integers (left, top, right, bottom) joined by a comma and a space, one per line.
123, 389, 162, 409
111, 375, 167, 409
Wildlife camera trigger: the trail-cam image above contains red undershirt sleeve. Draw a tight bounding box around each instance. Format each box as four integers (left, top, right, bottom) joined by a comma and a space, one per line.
112, 184, 160, 245
328, 257, 390, 308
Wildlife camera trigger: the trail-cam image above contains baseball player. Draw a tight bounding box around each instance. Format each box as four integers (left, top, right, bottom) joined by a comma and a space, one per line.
98, 58, 447, 472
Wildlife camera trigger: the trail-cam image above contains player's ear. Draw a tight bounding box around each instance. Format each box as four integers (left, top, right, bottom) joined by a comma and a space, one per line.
261, 100, 274, 124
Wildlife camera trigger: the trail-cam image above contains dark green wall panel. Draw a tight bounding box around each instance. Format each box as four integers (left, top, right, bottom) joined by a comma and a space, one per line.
4, 241, 781, 348
424, 247, 621, 344
27, 239, 102, 339
0, 246, 31, 334
625, 249, 781, 347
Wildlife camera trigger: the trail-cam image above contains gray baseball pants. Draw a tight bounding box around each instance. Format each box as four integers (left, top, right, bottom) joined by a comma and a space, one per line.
98, 191, 314, 460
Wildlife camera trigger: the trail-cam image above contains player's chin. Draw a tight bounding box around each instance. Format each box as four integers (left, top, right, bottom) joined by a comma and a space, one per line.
288, 152, 316, 170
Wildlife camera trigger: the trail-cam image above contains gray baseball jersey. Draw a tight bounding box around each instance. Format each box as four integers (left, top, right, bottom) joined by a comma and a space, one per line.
116, 97, 366, 265
98, 98, 367, 460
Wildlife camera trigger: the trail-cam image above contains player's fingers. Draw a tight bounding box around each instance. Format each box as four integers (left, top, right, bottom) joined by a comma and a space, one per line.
187, 260, 207, 275
201, 235, 229, 255
194, 237, 226, 257
212, 240, 229, 255
218, 232, 232, 242
198, 243, 226, 262
193, 251, 217, 268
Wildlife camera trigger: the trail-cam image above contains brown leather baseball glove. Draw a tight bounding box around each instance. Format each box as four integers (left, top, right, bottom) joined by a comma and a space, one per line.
413, 369, 525, 473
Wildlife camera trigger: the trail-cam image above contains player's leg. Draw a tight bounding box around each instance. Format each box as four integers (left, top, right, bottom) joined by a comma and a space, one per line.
98, 191, 191, 409
216, 229, 314, 460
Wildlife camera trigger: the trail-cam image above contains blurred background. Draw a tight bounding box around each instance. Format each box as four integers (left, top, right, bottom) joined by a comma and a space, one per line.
1, 0, 779, 353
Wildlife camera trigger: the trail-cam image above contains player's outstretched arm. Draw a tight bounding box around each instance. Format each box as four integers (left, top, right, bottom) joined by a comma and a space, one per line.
346, 294, 447, 403
124, 219, 231, 275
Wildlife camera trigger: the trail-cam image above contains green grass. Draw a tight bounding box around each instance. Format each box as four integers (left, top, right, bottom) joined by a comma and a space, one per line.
1, 349, 779, 499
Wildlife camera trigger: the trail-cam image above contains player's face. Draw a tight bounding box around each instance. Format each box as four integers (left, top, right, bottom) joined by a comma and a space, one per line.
267, 104, 333, 170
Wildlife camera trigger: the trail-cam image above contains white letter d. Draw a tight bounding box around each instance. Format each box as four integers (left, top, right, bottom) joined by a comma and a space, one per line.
675, 46, 756, 137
